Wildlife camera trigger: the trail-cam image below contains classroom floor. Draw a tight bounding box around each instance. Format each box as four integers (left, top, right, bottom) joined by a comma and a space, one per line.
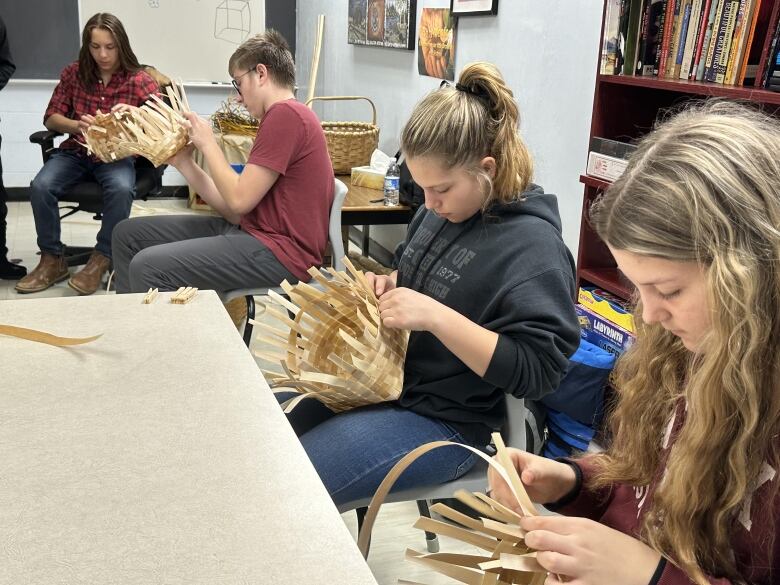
2, 199, 479, 584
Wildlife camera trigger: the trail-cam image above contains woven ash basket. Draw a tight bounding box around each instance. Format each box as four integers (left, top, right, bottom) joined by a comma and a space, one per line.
254, 259, 408, 413
305, 96, 379, 174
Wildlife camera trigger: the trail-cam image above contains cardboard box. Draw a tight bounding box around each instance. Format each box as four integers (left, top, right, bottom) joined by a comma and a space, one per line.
578, 286, 635, 333
350, 166, 385, 191
586, 151, 629, 182
576, 304, 635, 357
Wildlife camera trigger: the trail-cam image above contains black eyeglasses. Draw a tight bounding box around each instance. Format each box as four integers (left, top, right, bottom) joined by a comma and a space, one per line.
231, 64, 258, 95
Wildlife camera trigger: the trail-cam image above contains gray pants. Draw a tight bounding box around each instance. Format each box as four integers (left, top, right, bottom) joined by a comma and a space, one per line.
112, 215, 297, 294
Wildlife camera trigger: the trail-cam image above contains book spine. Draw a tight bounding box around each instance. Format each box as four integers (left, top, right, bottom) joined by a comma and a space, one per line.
765, 20, 780, 87
680, 0, 704, 78
755, 0, 780, 86
635, 0, 653, 73
705, 0, 729, 81
736, 0, 761, 84
715, 0, 740, 82
673, 0, 693, 78
624, 0, 646, 74
724, 0, 749, 84
601, 0, 624, 74
616, 0, 633, 74
698, 0, 723, 79
691, 0, 714, 78
659, 0, 677, 74
665, 0, 685, 76
653, 0, 670, 74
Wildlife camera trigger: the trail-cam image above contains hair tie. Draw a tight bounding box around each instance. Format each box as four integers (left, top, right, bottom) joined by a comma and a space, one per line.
455, 82, 490, 105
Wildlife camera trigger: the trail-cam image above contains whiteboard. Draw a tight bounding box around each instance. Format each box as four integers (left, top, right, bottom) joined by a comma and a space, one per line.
79, 0, 266, 83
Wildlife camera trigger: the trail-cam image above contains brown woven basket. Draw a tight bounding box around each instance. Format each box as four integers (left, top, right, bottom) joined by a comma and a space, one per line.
306, 96, 379, 174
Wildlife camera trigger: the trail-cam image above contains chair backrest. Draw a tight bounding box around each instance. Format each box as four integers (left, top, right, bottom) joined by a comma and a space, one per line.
503, 395, 531, 453
330, 178, 348, 271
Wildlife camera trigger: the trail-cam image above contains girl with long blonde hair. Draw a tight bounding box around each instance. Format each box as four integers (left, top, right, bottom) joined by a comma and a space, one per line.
489, 100, 780, 584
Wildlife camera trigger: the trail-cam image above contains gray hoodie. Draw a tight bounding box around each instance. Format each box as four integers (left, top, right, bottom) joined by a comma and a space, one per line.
395, 184, 580, 446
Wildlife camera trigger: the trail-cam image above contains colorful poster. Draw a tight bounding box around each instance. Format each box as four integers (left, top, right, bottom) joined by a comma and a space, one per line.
418, 7, 456, 80
348, 0, 368, 45
348, 0, 416, 50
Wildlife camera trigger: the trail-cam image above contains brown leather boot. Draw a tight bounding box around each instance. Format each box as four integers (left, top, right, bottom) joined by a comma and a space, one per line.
15, 253, 69, 293
68, 251, 111, 295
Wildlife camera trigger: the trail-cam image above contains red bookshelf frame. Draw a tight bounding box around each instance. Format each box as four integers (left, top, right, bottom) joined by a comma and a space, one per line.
577, 0, 780, 302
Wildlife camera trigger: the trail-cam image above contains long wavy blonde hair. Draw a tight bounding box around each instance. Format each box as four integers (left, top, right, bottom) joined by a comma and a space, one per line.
400, 61, 533, 209
589, 100, 780, 583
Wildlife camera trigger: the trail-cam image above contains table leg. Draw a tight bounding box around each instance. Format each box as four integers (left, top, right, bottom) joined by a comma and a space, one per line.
362, 225, 370, 257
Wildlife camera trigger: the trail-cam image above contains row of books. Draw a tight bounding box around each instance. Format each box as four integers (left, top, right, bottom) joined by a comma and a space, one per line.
601, 0, 766, 86
577, 287, 635, 357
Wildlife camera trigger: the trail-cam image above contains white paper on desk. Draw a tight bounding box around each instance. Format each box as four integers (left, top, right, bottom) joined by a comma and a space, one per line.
369, 149, 392, 175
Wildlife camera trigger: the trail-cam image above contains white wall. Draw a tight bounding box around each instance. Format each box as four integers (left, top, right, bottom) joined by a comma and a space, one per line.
0, 80, 233, 189
297, 0, 603, 257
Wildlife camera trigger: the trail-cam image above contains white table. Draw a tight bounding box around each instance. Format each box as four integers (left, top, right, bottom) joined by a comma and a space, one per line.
0, 291, 378, 585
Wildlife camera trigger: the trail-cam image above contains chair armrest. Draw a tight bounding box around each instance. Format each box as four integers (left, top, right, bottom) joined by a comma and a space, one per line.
30, 130, 64, 163
29, 130, 62, 145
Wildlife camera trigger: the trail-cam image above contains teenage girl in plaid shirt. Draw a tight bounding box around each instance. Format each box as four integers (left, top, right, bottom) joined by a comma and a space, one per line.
16, 13, 158, 296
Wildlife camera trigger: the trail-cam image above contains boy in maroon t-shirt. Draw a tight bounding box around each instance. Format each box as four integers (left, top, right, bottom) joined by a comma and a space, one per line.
112, 30, 334, 294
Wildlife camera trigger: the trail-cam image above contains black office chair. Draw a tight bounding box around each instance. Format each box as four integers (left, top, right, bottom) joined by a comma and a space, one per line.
28, 67, 172, 268
27, 131, 166, 267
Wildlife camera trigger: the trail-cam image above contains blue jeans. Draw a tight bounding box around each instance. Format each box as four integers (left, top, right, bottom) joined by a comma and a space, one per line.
276, 392, 480, 509
30, 149, 135, 258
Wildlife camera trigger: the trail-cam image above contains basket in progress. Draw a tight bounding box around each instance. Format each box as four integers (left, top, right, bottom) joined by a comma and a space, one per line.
254, 258, 408, 413
83, 82, 190, 167
357, 433, 549, 584
305, 96, 379, 174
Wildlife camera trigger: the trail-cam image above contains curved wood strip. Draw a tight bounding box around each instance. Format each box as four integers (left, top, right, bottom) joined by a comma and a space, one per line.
0, 324, 102, 347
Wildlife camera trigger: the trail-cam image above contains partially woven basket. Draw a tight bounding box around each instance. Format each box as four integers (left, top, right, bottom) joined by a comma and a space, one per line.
83, 83, 190, 167
305, 96, 379, 174
254, 258, 408, 413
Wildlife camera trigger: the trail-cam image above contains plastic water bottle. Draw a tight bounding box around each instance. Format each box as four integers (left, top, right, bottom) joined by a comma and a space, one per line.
383, 158, 400, 206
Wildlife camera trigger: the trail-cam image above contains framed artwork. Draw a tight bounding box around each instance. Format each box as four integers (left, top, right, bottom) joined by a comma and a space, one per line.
450, 0, 499, 16
418, 7, 456, 81
348, 0, 417, 50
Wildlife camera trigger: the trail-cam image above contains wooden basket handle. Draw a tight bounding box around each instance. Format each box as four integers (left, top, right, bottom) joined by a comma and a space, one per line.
305, 96, 377, 125
356, 432, 538, 558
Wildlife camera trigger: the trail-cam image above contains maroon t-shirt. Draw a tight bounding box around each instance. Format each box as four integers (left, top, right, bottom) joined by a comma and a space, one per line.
241, 99, 334, 281
560, 400, 780, 584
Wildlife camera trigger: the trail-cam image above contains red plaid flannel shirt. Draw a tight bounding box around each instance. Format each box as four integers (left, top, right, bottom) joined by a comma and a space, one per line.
44, 62, 159, 152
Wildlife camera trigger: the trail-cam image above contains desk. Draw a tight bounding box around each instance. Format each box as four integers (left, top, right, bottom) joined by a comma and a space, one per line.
0, 291, 377, 585
339, 175, 415, 256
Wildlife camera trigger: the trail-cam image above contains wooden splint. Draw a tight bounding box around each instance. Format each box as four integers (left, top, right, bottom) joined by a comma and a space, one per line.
254, 257, 408, 413
170, 286, 197, 304
0, 324, 101, 347
358, 432, 550, 585
82, 81, 190, 167
142, 288, 159, 304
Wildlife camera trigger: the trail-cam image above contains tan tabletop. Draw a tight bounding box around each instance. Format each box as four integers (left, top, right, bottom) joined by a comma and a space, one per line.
0, 291, 377, 585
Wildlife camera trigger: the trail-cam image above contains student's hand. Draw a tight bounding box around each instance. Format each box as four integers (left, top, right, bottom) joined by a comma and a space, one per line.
488, 448, 577, 512
77, 114, 96, 133
365, 271, 397, 297
182, 111, 217, 151
165, 143, 195, 169
520, 515, 662, 585
377, 287, 443, 331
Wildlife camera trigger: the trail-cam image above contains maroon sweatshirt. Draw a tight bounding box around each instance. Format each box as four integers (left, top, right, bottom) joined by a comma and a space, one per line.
557, 401, 780, 584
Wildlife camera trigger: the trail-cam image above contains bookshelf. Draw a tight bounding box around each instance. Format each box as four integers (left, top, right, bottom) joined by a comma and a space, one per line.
576, 0, 780, 301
